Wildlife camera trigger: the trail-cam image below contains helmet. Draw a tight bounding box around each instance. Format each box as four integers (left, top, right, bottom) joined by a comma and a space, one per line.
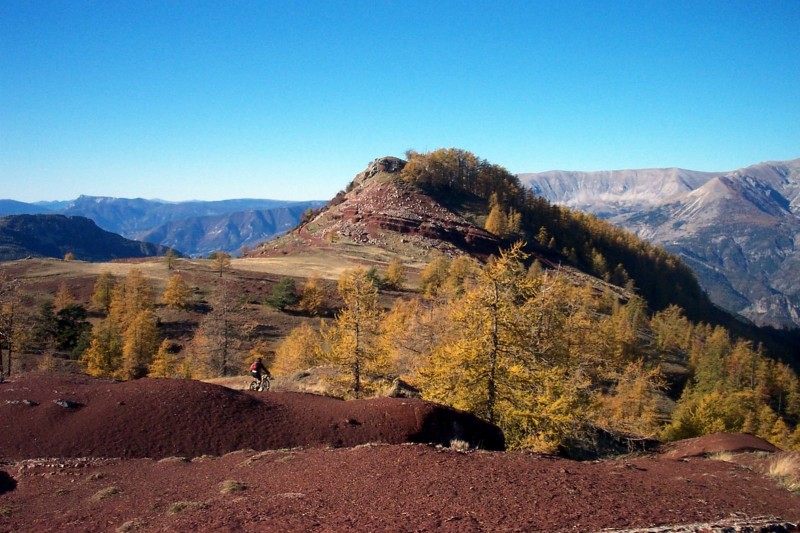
256, 357, 262, 362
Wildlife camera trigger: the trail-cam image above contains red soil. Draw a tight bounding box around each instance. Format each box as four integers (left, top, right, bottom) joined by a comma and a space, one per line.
1, 373, 798, 532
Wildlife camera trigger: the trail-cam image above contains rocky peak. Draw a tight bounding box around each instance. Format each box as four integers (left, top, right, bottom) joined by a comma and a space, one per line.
351, 156, 407, 188
253, 155, 502, 259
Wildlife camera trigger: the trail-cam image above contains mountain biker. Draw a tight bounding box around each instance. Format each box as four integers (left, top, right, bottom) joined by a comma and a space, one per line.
249, 357, 270, 386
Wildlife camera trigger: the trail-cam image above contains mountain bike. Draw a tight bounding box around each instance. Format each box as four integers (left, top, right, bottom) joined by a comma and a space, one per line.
248, 374, 270, 392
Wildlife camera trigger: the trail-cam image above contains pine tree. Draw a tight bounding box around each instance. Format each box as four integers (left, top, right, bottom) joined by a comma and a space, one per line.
265, 278, 298, 311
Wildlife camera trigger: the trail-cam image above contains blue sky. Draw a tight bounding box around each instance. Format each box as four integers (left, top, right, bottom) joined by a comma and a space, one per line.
1, 0, 799, 202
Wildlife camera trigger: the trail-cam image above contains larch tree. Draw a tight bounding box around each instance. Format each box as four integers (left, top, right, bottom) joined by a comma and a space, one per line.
82, 319, 123, 377
149, 339, 176, 378
321, 268, 388, 397
53, 282, 76, 312
484, 203, 509, 238
109, 268, 154, 329
162, 273, 192, 309
210, 251, 232, 278
119, 308, 160, 379
91, 271, 117, 314
193, 278, 242, 377
273, 322, 325, 376
299, 276, 327, 316
384, 256, 407, 290
419, 243, 600, 452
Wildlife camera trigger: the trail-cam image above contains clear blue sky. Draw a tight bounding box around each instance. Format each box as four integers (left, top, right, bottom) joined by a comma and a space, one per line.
2, 0, 799, 202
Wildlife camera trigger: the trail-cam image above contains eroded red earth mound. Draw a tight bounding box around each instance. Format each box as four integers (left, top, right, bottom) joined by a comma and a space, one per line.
0, 373, 503, 460
1, 373, 798, 532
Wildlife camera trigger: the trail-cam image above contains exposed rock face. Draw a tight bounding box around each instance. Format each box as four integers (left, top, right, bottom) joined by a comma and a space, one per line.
520, 159, 800, 329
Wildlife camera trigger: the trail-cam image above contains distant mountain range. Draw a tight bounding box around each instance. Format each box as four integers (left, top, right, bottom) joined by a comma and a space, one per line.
519, 158, 800, 329
0, 196, 325, 257
0, 214, 172, 262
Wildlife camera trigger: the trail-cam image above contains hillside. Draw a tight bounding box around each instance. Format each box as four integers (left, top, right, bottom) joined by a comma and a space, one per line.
251, 156, 503, 262
253, 153, 715, 322
520, 158, 800, 329
0, 214, 172, 262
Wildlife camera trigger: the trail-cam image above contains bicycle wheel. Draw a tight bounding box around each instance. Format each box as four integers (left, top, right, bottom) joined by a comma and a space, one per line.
260, 378, 271, 392
248, 380, 259, 391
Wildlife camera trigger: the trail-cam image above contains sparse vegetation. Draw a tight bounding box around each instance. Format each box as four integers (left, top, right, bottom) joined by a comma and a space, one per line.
91, 486, 121, 502
449, 439, 471, 452
220, 480, 247, 494
768, 453, 800, 492
168, 501, 206, 514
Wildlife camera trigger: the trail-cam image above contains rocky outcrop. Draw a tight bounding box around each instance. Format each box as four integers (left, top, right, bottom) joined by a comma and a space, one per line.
256, 157, 503, 259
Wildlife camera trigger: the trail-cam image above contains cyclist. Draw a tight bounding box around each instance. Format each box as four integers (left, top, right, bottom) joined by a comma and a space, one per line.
249, 357, 270, 388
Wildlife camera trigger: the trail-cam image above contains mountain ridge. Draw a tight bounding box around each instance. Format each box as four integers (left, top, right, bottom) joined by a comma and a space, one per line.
0, 196, 325, 257
0, 214, 173, 261
519, 158, 800, 329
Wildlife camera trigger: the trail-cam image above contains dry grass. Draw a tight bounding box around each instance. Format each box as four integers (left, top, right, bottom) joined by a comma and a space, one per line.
768, 453, 800, 492
449, 439, 471, 452
157, 456, 190, 464
91, 486, 121, 502
709, 451, 736, 462
220, 480, 248, 494
116, 519, 144, 532
168, 501, 206, 514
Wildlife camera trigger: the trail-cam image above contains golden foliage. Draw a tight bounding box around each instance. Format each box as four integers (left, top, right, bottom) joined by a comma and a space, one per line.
162, 273, 192, 309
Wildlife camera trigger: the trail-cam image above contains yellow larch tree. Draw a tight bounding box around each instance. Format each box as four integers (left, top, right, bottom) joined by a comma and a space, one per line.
299, 275, 327, 316
91, 271, 116, 314
273, 321, 325, 376
82, 319, 123, 377
384, 256, 407, 290
320, 268, 388, 397
149, 339, 176, 378
119, 308, 159, 380
162, 273, 192, 309
53, 282, 76, 312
